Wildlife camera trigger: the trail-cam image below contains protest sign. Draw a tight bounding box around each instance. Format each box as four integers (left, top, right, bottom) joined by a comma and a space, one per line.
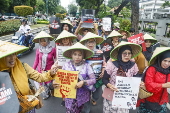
112, 76, 141, 109
86, 52, 103, 79
57, 46, 71, 66
49, 17, 61, 34
81, 9, 95, 28
102, 17, 111, 31
54, 69, 79, 98
0, 72, 20, 113
128, 33, 146, 51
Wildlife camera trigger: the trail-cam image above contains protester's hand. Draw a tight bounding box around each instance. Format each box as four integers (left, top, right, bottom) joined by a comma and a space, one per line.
50, 61, 59, 76
162, 82, 170, 88
99, 72, 104, 79
107, 83, 118, 91
93, 22, 98, 29
75, 81, 84, 89
53, 80, 60, 89
140, 81, 145, 88
78, 21, 83, 27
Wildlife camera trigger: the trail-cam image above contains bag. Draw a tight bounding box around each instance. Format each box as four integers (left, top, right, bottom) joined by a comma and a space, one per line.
102, 87, 114, 101
94, 79, 103, 88
144, 100, 161, 112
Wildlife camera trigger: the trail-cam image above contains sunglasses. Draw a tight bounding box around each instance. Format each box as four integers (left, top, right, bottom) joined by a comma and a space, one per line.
122, 52, 132, 56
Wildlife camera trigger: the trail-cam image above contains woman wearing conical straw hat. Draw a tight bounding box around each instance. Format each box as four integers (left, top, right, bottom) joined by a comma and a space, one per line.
80, 32, 105, 112
60, 20, 73, 33
102, 41, 142, 113
138, 47, 170, 113
54, 30, 77, 106
53, 42, 96, 113
0, 40, 58, 113
32, 31, 56, 100
143, 33, 159, 62
104, 30, 123, 62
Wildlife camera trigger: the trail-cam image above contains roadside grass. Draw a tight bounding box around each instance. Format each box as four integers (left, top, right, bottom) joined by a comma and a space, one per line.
31, 24, 48, 29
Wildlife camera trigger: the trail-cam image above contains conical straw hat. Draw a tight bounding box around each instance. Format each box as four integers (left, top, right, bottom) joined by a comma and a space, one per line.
79, 32, 104, 45
149, 47, 170, 66
78, 27, 95, 35
110, 41, 142, 60
33, 31, 54, 43
54, 30, 77, 43
144, 33, 157, 43
118, 30, 131, 38
107, 30, 122, 39
0, 40, 29, 59
61, 20, 73, 28
63, 42, 94, 59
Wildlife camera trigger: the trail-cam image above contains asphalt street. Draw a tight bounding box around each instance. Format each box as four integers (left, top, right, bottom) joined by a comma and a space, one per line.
19, 42, 168, 113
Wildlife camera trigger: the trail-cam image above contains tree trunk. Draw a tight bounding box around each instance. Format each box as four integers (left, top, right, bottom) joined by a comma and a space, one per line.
131, 0, 139, 34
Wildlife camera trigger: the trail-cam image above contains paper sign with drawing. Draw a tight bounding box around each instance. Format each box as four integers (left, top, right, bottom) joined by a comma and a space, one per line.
112, 76, 141, 109
54, 69, 79, 99
57, 46, 71, 66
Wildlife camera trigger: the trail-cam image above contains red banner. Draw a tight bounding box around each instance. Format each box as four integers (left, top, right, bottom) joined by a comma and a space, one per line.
128, 33, 146, 51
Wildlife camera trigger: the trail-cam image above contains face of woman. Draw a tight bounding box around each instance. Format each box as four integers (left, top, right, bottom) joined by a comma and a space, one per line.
40, 38, 48, 47
145, 40, 152, 48
63, 24, 69, 31
72, 50, 83, 64
83, 29, 89, 35
61, 38, 70, 46
161, 57, 170, 69
112, 36, 119, 42
121, 50, 132, 62
86, 39, 96, 50
5, 54, 17, 68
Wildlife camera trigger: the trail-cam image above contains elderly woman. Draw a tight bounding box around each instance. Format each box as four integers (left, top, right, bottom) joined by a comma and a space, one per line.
102, 41, 141, 113
0, 41, 58, 113
32, 31, 56, 100
53, 42, 96, 113
138, 47, 170, 113
80, 32, 105, 113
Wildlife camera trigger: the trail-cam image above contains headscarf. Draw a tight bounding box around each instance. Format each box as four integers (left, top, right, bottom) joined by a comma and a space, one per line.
39, 38, 53, 71
70, 50, 85, 66
152, 50, 170, 75
143, 46, 153, 62
0, 57, 30, 95
113, 45, 135, 72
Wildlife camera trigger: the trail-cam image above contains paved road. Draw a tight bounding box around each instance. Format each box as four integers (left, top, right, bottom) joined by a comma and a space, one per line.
19, 42, 169, 113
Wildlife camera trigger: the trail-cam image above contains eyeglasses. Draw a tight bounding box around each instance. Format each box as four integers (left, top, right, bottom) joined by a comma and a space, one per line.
122, 52, 132, 56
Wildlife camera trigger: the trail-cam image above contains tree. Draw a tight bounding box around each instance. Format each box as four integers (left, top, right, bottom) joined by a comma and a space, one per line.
76, 0, 104, 16
56, 5, 67, 14
97, 4, 111, 18
0, 0, 11, 14
43, 0, 60, 15
162, 1, 170, 8
107, 0, 122, 8
68, 4, 77, 17
35, 0, 45, 13
131, 0, 139, 34
14, 5, 33, 16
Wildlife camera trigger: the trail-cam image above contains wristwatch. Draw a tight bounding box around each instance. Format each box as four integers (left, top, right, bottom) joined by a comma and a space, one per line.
83, 81, 87, 85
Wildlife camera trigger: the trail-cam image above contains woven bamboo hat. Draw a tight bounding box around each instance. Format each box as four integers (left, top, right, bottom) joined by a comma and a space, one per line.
110, 41, 142, 60
0, 40, 29, 59
144, 33, 157, 43
118, 30, 131, 38
149, 47, 170, 66
33, 31, 54, 43
107, 30, 122, 39
78, 27, 95, 35
114, 22, 120, 28
63, 42, 94, 59
54, 30, 77, 43
61, 20, 73, 28
79, 32, 104, 45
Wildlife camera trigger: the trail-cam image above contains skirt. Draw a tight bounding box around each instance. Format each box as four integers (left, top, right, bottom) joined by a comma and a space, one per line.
27, 108, 36, 113
66, 99, 84, 113
103, 98, 129, 113
138, 102, 167, 113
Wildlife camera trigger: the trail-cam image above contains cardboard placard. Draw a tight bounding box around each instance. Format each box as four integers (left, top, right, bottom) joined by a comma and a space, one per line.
112, 76, 141, 109
49, 17, 61, 34
102, 17, 112, 31
0, 72, 20, 113
54, 69, 79, 98
81, 9, 95, 28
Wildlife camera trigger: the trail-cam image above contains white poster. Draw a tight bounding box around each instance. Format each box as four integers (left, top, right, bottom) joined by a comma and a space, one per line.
112, 76, 141, 110
57, 46, 71, 66
102, 18, 111, 31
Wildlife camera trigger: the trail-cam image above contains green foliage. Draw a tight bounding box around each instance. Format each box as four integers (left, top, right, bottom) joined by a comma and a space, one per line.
37, 20, 49, 24
0, 0, 11, 13
119, 19, 131, 31
107, 0, 122, 8
0, 19, 20, 36
162, 1, 170, 8
68, 4, 77, 17
120, 7, 131, 18
43, 0, 60, 15
35, 0, 45, 13
56, 5, 67, 14
14, 5, 33, 17
97, 4, 112, 18
143, 28, 156, 34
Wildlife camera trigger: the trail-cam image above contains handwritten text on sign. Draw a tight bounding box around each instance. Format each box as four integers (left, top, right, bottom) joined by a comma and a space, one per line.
112, 76, 141, 110
54, 69, 79, 99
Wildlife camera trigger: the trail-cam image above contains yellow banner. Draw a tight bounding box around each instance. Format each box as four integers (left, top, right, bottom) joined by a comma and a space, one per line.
54, 69, 79, 99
